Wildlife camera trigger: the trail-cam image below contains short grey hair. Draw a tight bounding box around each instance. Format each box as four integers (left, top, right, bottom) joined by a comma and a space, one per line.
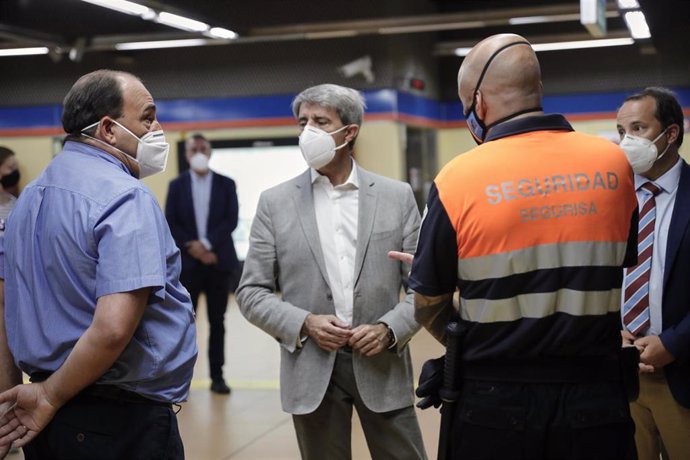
291, 84, 367, 126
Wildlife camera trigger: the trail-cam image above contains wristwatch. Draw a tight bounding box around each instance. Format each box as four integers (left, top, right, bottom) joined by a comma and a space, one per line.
385, 325, 396, 347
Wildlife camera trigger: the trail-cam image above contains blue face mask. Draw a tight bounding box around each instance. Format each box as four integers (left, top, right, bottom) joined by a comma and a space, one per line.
463, 41, 542, 144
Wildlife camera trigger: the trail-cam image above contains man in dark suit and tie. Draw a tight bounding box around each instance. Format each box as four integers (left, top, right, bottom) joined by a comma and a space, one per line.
166, 134, 239, 394
617, 87, 690, 460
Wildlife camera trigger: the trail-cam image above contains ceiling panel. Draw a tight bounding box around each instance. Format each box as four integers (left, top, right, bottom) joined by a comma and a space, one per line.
0, 0, 677, 60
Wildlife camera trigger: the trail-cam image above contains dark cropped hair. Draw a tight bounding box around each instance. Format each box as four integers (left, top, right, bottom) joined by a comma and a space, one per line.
61, 69, 135, 136
185, 133, 211, 151
0, 146, 15, 166
624, 86, 684, 147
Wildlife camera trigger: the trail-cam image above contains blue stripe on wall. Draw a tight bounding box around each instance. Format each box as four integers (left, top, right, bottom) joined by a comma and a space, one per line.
156, 94, 295, 122
1, 88, 688, 131
0, 105, 62, 129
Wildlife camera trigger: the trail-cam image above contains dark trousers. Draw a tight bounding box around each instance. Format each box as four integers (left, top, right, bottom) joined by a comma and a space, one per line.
180, 266, 231, 381
449, 379, 637, 460
23, 393, 183, 460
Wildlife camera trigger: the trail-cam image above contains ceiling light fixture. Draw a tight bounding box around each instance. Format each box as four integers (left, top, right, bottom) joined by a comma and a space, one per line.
454, 37, 635, 56
623, 11, 651, 39
616, 0, 640, 9
531, 37, 635, 51
208, 27, 238, 40
155, 12, 209, 33
0, 47, 50, 57
509, 14, 580, 25
81, 0, 237, 38
115, 38, 208, 50
80, 0, 153, 18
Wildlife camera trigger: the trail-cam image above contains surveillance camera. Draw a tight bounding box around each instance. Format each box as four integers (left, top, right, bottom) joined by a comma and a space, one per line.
338, 55, 375, 83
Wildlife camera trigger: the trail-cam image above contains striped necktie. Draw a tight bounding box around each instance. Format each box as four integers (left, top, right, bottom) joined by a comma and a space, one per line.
623, 182, 661, 336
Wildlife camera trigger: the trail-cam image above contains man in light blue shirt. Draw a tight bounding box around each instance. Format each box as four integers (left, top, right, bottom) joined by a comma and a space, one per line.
0, 69, 197, 460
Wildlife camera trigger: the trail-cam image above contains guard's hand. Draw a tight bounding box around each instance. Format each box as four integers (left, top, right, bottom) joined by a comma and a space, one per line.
387, 251, 414, 266
302, 314, 352, 352
635, 335, 674, 369
621, 329, 636, 347
639, 362, 656, 373
348, 324, 389, 357
0, 383, 59, 449
416, 356, 444, 410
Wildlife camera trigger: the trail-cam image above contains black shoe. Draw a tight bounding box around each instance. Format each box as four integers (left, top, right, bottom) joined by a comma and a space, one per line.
211, 380, 231, 394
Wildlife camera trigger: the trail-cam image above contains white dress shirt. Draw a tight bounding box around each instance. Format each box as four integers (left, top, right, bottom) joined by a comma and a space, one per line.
629, 158, 682, 335
311, 162, 359, 326
190, 169, 213, 250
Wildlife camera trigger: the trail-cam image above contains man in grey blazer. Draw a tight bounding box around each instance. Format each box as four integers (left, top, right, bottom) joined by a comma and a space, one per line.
237, 84, 426, 460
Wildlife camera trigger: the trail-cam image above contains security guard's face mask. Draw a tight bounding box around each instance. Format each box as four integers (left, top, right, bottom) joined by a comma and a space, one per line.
463, 41, 542, 145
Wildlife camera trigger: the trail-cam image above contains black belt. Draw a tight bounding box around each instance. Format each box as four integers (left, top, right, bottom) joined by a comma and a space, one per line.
30, 372, 171, 407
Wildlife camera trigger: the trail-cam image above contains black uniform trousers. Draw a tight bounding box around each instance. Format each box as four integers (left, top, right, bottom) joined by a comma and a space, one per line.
180, 264, 231, 382
23, 390, 183, 460
449, 378, 637, 460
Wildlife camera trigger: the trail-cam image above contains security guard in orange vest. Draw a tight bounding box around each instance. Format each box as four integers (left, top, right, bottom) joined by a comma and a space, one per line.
409, 34, 639, 460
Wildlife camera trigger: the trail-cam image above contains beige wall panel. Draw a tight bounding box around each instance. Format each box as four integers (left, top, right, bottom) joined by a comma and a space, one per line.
355, 121, 405, 181
437, 128, 474, 173
0, 136, 54, 193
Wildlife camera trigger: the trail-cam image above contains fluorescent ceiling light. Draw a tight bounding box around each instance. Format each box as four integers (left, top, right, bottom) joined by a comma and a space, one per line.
624, 11, 651, 39
531, 37, 635, 51
155, 11, 208, 32
454, 37, 634, 56
454, 47, 473, 57
208, 27, 238, 40
81, 0, 153, 17
115, 38, 208, 50
509, 16, 553, 25
617, 0, 640, 9
509, 14, 581, 25
0, 47, 50, 57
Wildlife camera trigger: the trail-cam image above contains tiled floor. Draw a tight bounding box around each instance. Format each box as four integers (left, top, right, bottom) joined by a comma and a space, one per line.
8, 295, 445, 460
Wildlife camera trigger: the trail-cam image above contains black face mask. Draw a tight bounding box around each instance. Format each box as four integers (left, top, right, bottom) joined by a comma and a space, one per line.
1, 169, 20, 189
464, 41, 542, 144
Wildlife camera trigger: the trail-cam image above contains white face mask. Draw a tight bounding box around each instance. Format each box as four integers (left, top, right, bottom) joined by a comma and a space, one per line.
298, 124, 350, 170
81, 119, 170, 179
189, 152, 209, 173
619, 129, 669, 175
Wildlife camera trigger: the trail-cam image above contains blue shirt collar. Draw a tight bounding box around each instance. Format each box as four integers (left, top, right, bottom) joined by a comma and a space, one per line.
64, 140, 135, 177
485, 114, 574, 143
634, 157, 682, 194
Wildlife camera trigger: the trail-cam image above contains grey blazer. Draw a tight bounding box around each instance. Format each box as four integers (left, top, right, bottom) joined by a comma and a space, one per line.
237, 165, 421, 415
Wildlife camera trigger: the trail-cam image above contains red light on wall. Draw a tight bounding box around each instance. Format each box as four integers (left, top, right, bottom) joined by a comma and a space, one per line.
409, 78, 425, 90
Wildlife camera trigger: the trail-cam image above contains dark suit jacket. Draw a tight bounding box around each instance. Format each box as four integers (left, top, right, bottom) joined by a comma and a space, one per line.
660, 160, 690, 408
165, 170, 239, 273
